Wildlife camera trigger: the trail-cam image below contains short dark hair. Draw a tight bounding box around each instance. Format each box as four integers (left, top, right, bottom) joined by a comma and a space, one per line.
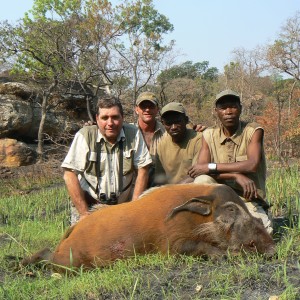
96, 96, 124, 116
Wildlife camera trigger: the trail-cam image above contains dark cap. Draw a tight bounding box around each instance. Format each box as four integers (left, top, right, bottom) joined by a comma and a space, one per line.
161, 102, 186, 117
215, 89, 240, 106
136, 92, 158, 106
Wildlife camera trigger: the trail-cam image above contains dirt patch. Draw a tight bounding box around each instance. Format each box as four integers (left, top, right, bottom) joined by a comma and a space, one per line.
0, 163, 59, 180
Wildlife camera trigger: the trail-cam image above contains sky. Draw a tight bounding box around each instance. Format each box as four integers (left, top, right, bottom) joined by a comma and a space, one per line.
1, 0, 299, 71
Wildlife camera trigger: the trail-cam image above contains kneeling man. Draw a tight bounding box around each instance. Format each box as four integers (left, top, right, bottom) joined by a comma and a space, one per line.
188, 90, 273, 234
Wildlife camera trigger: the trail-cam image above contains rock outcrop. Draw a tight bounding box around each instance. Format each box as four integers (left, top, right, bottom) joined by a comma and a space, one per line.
0, 82, 83, 140
0, 81, 88, 167
0, 138, 37, 167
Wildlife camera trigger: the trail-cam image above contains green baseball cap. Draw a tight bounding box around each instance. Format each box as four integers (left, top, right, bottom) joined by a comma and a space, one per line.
136, 92, 158, 106
161, 102, 186, 117
215, 89, 240, 106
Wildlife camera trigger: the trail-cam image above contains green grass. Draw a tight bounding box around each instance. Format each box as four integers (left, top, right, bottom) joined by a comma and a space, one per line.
0, 166, 299, 299
267, 165, 299, 218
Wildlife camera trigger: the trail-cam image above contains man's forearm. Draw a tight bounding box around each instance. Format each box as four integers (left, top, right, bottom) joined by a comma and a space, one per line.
63, 170, 89, 216
211, 161, 258, 174
132, 166, 149, 200
212, 172, 238, 181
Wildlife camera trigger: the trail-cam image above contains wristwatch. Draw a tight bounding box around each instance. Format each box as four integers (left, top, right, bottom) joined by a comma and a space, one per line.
208, 163, 217, 174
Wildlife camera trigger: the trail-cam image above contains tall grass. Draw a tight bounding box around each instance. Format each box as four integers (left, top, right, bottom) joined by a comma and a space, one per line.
0, 166, 299, 299
267, 165, 300, 228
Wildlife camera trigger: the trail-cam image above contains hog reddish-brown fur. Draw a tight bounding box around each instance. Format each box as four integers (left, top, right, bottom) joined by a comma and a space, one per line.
21, 184, 275, 270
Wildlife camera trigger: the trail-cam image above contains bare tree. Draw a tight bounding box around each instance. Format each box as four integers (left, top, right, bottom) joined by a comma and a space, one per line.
222, 46, 268, 119
267, 11, 300, 81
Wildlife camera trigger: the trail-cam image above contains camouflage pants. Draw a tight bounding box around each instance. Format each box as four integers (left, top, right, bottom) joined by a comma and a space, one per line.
70, 204, 81, 225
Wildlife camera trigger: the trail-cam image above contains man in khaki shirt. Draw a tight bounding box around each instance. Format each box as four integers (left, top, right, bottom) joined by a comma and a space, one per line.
155, 102, 202, 184
188, 89, 273, 234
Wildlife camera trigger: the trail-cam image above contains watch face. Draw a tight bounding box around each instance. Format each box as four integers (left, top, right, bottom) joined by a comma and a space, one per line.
208, 163, 217, 171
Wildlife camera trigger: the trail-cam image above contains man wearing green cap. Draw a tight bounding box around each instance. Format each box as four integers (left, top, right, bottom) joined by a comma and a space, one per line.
188, 89, 273, 234
135, 91, 166, 187
154, 102, 202, 184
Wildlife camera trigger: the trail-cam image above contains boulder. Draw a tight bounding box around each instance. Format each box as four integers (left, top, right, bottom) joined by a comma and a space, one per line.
0, 89, 81, 140
0, 138, 37, 167
27, 106, 81, 139
0, 81, 85, 141
0, 97, 33, 138
0, 82, 34, 100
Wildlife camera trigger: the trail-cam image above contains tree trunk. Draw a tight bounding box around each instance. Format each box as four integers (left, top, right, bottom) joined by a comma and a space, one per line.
36, 79, 58, 163
86, 96, 94, 122
37, 92, 48, 163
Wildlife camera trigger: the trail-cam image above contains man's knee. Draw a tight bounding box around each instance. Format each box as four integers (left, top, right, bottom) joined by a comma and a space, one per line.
194, 175, 218, 184
245, 201, 273, 235
70, 204, 80, 225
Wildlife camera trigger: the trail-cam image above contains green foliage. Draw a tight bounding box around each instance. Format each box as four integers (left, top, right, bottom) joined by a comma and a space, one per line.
25, 0, 82, 20
118, 0, 173, 43
0, 0, 174, 95
158, 60, 218, 83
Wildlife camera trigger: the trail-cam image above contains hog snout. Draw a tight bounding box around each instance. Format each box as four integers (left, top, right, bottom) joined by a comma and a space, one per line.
201, 199, 277, 256
235, 217, 276, 257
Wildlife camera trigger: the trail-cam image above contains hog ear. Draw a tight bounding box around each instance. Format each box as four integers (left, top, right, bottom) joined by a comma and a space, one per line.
166, 198, 212, 220
217, 202, 240, 226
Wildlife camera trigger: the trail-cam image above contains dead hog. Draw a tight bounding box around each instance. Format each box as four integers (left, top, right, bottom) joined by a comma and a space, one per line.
21, 184, 275, 271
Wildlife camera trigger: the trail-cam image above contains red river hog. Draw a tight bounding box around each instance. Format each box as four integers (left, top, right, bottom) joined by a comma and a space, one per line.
21, 184, 275, 271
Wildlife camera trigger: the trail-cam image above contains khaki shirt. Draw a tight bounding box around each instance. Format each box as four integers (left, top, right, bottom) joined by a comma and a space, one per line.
61, 124, 152, 203
203, 121, 266, 199
155, 129, 202, 184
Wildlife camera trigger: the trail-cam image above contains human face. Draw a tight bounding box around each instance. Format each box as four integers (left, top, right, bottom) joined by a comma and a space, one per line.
215, 98, 241, 130
135, 100, 159, 125
96, 106, 123, 144
162, 112, 187, 143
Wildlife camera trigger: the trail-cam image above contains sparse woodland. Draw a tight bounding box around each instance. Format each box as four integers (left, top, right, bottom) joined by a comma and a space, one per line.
0, 0, 299, 164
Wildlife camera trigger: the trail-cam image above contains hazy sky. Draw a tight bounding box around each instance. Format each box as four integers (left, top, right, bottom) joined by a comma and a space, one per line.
1, 0, 299, 71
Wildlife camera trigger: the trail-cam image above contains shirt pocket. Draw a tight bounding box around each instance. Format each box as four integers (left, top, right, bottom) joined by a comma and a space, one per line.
123, 150, 134, 175
87, 151, 106, 174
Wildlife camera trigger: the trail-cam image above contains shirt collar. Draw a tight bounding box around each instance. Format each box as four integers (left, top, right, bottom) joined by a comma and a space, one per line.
136, 120, 165, 134
219, 121, 243, 145
96, 127, 125, 143
154, 120, 165, 133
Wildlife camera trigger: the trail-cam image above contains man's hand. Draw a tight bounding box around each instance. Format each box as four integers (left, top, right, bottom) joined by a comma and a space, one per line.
187, 163, 209, 178
84, 120, 96, 126
234, 173, 258, 200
